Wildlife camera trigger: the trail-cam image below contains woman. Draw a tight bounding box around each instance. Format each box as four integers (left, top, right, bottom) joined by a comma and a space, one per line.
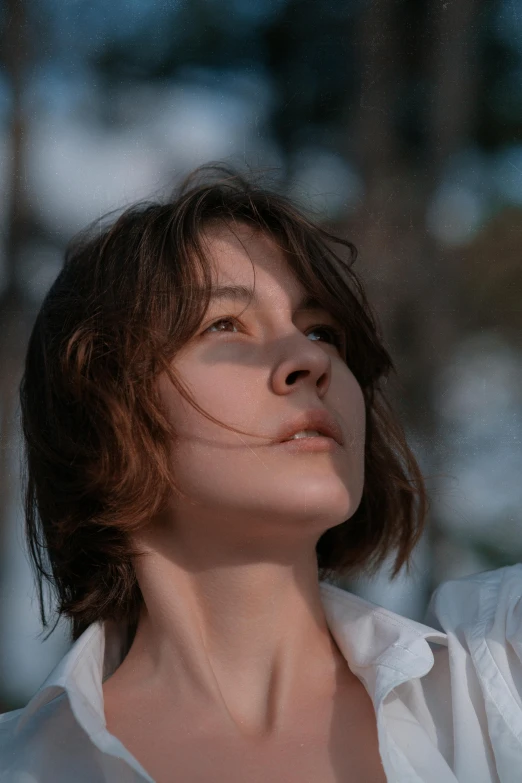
1, 164, 521, 782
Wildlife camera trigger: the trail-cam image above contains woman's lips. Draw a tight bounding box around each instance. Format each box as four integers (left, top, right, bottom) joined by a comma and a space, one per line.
272, 435, 339, 453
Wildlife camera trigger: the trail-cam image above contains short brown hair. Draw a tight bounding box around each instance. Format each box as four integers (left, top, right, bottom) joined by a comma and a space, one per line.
19, 164, 428, 643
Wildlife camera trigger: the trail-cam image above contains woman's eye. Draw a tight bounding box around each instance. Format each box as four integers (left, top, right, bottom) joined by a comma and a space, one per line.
203, 317, 345, 350
204, 317, 241, 335
308, 325, 345, 350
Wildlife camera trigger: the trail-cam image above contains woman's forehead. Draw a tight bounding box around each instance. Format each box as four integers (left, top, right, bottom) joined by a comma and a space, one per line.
200, 222, 294, 290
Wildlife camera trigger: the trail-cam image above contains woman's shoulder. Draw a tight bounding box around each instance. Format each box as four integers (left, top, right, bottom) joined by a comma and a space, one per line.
0, 693, 66, 775
424, 563, 522, 776
0, 692, 110, 782
425, 562, 522, 635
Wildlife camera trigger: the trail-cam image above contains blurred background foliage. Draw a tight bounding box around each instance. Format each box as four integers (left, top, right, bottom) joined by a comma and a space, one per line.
2, 0, 522, 711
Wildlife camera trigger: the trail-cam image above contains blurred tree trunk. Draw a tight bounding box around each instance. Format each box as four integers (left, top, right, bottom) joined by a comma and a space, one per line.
351, 0, 402, 328
0, 0, 33, 595
347, 0, 483, 598
419, 0, 483, 588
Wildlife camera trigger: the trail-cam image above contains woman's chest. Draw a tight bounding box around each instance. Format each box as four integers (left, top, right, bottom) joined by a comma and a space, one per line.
104, 679, 387, 783
120, 732, 387, 783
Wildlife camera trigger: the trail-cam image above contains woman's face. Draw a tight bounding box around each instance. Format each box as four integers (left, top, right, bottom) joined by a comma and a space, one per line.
153, 222, 366, 560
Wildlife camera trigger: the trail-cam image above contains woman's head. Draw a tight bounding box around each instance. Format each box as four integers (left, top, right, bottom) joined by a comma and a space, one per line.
20, 164, 428, 642
142, 218, 367, 581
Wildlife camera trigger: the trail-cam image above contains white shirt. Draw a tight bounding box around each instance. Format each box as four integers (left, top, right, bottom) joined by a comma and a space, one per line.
2, 564, 522, 782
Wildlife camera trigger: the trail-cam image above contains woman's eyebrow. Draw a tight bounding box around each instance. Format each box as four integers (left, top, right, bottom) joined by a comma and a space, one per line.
209, 284, 328, 313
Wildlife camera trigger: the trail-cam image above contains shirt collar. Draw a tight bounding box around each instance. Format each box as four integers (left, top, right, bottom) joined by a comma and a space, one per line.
14, 580, 448, 750
318, 581, 447, 705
